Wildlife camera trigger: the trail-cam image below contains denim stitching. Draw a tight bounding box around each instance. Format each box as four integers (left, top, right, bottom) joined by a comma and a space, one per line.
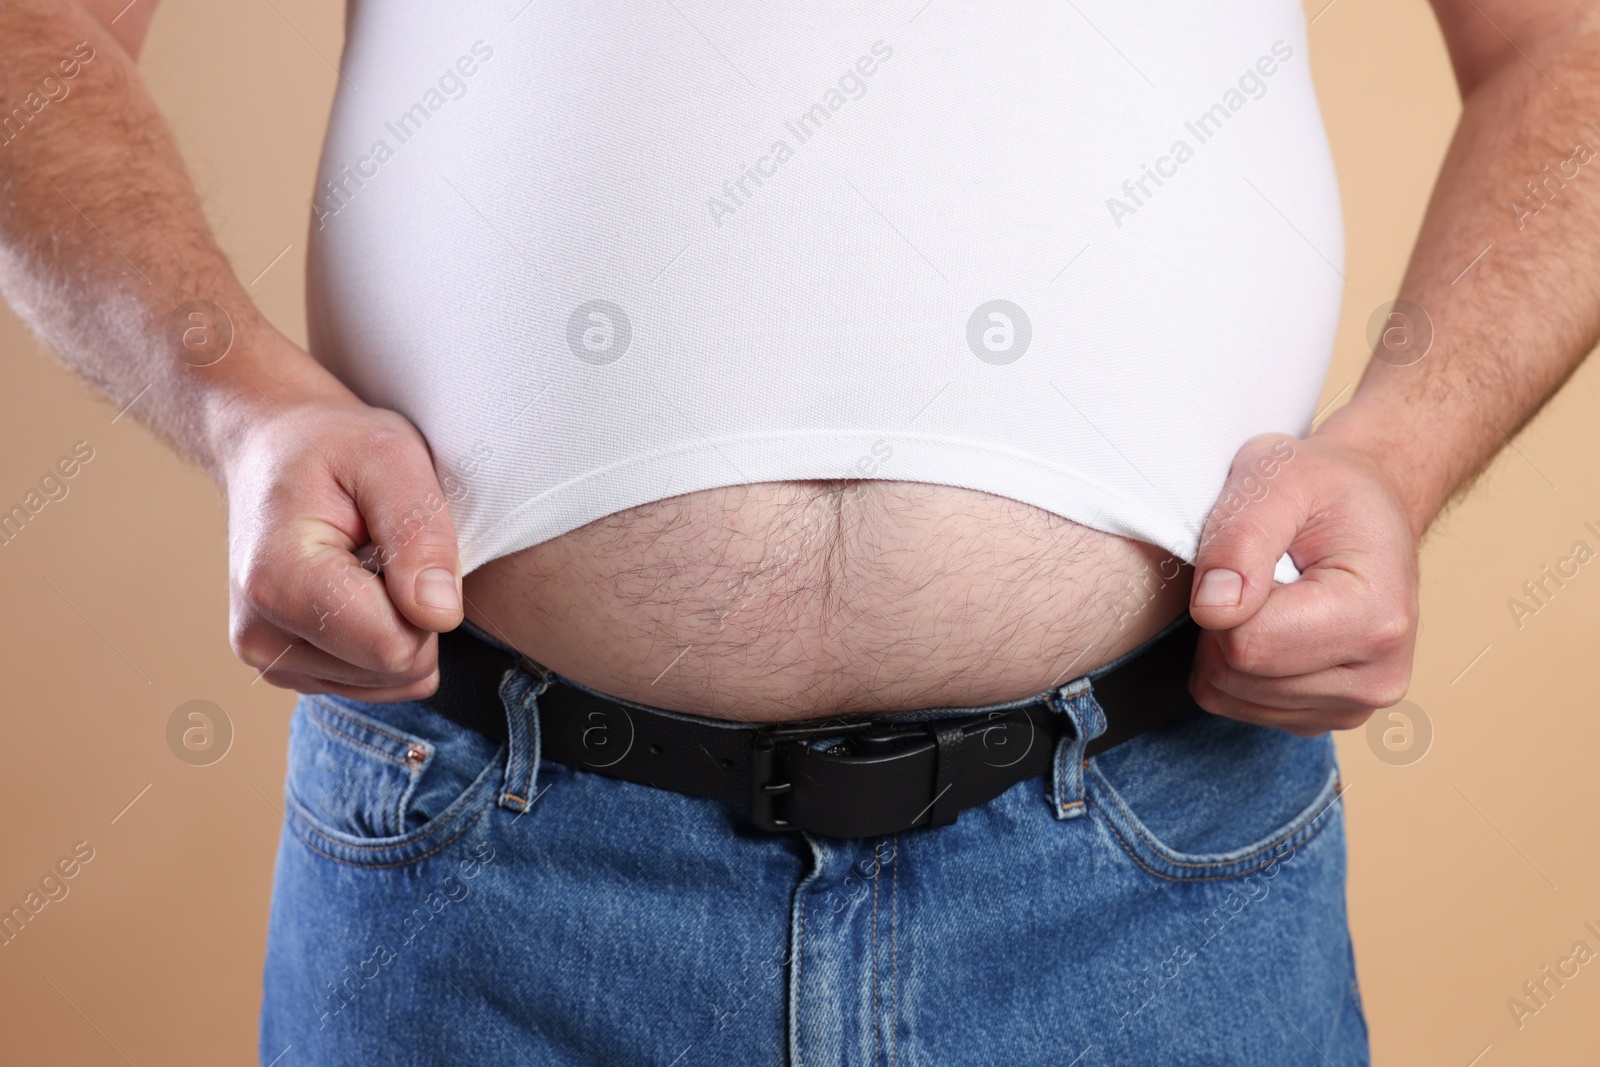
519, 691, 541, 806
1059, 757, 1091, 815
498, 668, 545, 811
285, 805, 492, 871
794, 892, 807, 1067
305, 699, 426, 766
1091, 761, 1341, 870
1101, 766, 1337, 869
1056, 730, 1070, 813
872, 850, 881, 1067
299, 711, 418, 836
283, 743, 506, 854
1053, 691, 1074, 814
1092, 773, 1343, 882
285, 780, 495, 855
890, 834, 899, 1067
308, 696, 429, 755
1098, 802, 1335, 884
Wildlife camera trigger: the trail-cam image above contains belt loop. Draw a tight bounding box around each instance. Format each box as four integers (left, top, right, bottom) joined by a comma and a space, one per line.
927, 721, 968, 827
496, 662, 550, 813
1046, 678, 1106, 821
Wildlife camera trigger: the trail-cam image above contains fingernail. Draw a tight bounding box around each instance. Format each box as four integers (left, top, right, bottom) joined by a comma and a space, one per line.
1194, 568, 1243, 608
415, 568, 460, 612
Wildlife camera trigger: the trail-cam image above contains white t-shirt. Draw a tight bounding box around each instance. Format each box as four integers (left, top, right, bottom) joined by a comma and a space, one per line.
309, 0, 1342, 577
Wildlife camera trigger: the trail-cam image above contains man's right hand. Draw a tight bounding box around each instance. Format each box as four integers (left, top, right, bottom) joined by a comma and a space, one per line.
0, 3, 465, 701
219, 382, 464, 701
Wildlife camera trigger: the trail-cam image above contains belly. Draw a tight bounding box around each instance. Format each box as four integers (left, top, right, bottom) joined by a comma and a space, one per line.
462, 481, 1190, 721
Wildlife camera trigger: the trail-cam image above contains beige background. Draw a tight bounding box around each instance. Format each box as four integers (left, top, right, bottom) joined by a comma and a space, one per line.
3, 1, 1598, 1062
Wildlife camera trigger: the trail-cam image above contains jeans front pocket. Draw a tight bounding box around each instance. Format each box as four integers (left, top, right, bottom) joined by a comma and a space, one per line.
284, 694, 507, 869
1087, 706, 1342, 882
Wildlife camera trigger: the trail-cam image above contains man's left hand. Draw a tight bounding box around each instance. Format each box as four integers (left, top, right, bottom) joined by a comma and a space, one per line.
1186, 430, 1421, 737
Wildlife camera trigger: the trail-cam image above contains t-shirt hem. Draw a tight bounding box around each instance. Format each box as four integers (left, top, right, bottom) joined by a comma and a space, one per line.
455, 430, 1209, 577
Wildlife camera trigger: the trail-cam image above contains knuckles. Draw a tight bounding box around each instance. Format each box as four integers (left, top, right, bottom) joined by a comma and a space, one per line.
1216, 626, 1267, 675
1214, 601, 1415, 678
228, 402, 428, 517
236, 559, 287, 625
258, 669, 318, 694
1358, 669, 1411, 712
267, 670, 440, 702
350, 419, 429, 475
1329, 707, 1377, 732
1185, 673, 1224, 717
221, 397, 444, 689
1366, 608, 1416, 657
1191, 630, 1409, 735
358, 426, 416, 467
230, 558, 429, 677
228, 612, 284, 671
369, 632, 426, 676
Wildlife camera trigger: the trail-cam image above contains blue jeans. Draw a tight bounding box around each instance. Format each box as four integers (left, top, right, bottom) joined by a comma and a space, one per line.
260, 621, 1368, 1065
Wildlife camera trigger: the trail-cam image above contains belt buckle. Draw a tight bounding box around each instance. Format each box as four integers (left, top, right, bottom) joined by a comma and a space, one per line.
747, 717, 884, 832
747, 709, 1044, 835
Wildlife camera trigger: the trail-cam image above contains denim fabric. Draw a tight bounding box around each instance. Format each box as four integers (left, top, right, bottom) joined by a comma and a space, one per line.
260, 625, 1368, 1066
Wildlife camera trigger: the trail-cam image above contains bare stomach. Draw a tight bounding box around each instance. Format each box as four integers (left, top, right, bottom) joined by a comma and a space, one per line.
461, 481, 1191, 722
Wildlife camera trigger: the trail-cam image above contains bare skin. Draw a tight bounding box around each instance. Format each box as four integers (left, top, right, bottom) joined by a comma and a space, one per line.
463, 481, 1189, 718
2, 0, 1597, 731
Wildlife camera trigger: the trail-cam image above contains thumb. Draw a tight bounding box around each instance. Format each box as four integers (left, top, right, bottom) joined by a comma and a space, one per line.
349, 450, 464, 634
1189, 437, 1306, 630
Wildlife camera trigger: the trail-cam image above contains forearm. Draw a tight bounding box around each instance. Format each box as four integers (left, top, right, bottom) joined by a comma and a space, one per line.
1317, 23, 1600, 541
0, 0, 343, 480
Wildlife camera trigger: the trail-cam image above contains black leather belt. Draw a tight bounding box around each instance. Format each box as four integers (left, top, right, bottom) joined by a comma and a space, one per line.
425, 617, 1201, 838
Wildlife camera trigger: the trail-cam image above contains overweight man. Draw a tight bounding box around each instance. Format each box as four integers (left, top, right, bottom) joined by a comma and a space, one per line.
4, 0, 1597, 1063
